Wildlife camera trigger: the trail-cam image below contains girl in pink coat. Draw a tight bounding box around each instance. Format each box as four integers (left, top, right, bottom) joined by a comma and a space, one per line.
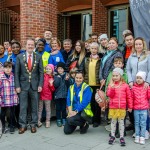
132, 71, 150, 145
107, 68, 132, 146
38, 64, 55, 128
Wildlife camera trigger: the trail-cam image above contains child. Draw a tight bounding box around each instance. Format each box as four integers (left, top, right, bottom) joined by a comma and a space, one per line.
107, 68, 132, 146
54, 62, 71, 127
0, 62, 18, 134
132, 71, 150, 145
69, 67, 78, 85
38, 64, 55, 128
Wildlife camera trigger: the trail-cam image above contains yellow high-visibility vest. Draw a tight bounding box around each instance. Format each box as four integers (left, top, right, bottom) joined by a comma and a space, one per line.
42, 51, 50, 69
69, 82, 93, 117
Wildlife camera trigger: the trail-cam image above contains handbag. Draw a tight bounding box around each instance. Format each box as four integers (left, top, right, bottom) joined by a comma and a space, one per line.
69, 60, 78, 71
95, 80, 108, 111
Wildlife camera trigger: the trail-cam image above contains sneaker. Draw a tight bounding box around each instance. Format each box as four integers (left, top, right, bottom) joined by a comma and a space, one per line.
80, 123, 89, 134
139, 137, 145, 145
93, 122, 99, 128
132, 133, 135, 138
10, 127, 15, 134
38, 121, 42, 128
108, 136, 115, 145
134, 136, 140, 143
120, 137, 126, 146
57, 120, 62, 127
145, 130, 149, 140
45, 121, 50, 128
2, 128, 8, 134
62, 119, 66, 126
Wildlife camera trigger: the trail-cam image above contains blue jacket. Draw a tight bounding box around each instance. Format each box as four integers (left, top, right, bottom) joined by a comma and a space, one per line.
0, 55, 8, 65
44, 43, 51, 53
48, 51, 64, 67
67, 82, 92, 112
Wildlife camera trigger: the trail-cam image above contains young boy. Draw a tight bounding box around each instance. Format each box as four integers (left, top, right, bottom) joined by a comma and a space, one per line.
0, 62, 18, 134
69, 67, 78, 85
54, 62, 71, 127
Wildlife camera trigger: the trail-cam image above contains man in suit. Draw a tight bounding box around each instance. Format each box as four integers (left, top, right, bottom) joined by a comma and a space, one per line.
15, 39, 44, 134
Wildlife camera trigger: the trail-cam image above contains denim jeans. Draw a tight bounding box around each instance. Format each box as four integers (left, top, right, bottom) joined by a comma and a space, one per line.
134, 110, 148, 137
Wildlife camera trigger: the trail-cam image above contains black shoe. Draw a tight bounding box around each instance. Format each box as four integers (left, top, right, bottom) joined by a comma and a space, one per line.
125, 124, 134, 131
80, 123, 89, 134
10, 127, 15, 134
120, 137, 126, 146
109, 136, 115, 145
2, 128, 8, 134
93, 122, 99, 128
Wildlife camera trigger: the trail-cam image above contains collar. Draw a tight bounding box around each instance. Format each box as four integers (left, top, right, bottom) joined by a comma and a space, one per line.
26, 52, 33, 57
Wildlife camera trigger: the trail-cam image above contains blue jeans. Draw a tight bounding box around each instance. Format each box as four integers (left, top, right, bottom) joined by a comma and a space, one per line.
134, 110, 148, 137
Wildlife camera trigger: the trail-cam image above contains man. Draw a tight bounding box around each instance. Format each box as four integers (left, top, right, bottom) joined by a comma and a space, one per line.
15, 39, 44, 134
3, 41, 10, 55
44, 30, 52, 53
0, 45, 8, 64
91, 33, 98, 43
60, 39, 73, 63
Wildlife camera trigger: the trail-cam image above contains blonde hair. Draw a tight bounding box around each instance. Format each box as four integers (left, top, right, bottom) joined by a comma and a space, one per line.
132, 37, 148, 61
69, 67, 78, 75
50, 39, 61, 48
71, 40, 86, 66
90, 42, 99, 52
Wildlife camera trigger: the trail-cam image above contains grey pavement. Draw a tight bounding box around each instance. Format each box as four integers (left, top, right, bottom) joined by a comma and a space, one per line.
0, 122, 150, 150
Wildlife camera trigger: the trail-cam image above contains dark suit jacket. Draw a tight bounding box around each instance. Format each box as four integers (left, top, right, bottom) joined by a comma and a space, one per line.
15, 52, 44, 91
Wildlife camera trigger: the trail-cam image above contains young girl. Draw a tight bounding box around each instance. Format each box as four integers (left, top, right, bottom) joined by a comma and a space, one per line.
38, 64, 55, 128
132, 71, 150, 145
107, 68, 132, 146
69, 67, 78, 85
0, 62, 18, 134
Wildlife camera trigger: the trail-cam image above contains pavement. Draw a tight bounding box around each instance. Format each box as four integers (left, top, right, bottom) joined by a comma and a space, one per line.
0, 121, 150, 150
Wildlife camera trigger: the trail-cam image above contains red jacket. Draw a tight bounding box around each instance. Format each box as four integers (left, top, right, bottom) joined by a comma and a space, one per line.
107, 82, 132, 109
132, 83, 150, 110
40, 74, 55, 100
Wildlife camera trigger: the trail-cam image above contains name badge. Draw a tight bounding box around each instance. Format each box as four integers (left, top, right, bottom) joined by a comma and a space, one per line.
56, 57, 60, 62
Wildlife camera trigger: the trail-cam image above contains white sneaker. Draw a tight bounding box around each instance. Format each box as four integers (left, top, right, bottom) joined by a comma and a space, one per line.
134, 136, 140, 143
145, 130, 149, 140
132, 133, 135, 138
140, 137, 145, 145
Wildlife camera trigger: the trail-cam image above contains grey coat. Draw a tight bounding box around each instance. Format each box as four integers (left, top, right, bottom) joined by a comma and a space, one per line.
15, 52, 44, 91
126, 53, 150, 83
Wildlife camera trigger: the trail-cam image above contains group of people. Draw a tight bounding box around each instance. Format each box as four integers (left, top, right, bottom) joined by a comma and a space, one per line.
0, 29, 150, 147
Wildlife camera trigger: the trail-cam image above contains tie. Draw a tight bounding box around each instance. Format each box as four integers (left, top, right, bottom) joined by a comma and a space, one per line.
28, 55, 32, 71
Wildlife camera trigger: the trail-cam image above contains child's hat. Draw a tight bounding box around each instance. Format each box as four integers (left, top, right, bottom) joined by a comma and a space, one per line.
136, 71, 146, 81
99, 34, 108, 41
57, 62, 66, 70
113, 68, 123, 76
46, 64, 54, 72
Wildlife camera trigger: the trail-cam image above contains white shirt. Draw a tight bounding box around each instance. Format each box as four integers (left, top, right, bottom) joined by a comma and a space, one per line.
26, 52, 33, 64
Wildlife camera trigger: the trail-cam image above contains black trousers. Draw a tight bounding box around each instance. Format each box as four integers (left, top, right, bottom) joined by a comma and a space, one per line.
64, 113, 86, 134
91, 86, 101, 124
55, 98, 66, 120
0, 106, 16, 128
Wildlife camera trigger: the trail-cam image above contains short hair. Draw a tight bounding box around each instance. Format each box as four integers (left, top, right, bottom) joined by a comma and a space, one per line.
69, 67, 78, 75
75, 70, 84, 77
109, 37, 118, 44
122, 30, 132, 36
26, 38, 35, 45
4, 40, 10, 43
90, 42, 99, 49
4, 62, 13, 68
114, 57, 124, 63
45, 30, 52, 33
124, 33, 134, 39
63, 39, 72, 45
11, 41, 21, 48
91, 33, 98, 37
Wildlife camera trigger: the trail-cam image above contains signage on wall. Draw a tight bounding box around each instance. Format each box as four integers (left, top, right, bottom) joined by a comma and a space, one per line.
130, 0, 150, 49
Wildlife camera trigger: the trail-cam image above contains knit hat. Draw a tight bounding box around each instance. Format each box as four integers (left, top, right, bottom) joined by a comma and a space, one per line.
99, 34, 108, 41
46, 64, 54, 72
57, 62, 66, 70
136, 71, 146, 81
113, 68, 123, 76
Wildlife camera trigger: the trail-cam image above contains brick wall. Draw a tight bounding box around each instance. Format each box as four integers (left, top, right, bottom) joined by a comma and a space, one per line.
20, 0, 58, 47
92, 0, 108, 35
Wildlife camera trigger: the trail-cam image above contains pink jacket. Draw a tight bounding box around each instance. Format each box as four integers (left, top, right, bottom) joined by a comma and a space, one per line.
40, 74, 55, 100
107, 82, 132, 109
132, 83, 150, 110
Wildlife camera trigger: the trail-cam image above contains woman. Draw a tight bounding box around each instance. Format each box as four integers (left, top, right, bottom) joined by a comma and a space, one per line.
84, 42, 101, 127
126, 37, 150, 88
66, 40, 86, 71
64, 71, 93, 134
99, 37, 123, 85
48, 39, 64, 68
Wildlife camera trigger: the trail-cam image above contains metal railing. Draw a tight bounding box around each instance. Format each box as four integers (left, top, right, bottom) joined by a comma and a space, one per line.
0, 12, 10, 45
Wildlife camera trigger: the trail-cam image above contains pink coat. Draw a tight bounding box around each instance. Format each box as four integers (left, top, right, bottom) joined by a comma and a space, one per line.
107, 82, 132, 109
40, 74, 55, 100
132, 83, 150, 110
